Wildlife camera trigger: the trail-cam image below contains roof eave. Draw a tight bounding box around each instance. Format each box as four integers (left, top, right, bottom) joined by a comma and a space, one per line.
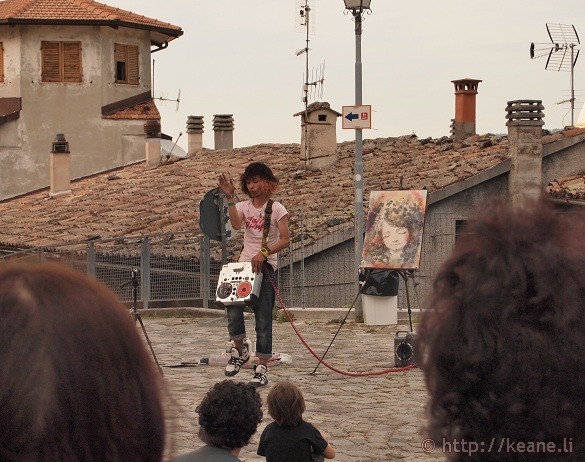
0, 18, 183, 43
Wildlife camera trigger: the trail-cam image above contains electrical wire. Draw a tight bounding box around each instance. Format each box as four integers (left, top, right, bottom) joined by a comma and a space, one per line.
266, 273, 418, 377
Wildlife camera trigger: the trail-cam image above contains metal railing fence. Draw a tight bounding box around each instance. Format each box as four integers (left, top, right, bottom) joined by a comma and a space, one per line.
0, 212, 459, 312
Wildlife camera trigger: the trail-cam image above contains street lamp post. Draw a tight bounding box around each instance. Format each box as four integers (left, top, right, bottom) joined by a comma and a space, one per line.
343, 0, 371, 317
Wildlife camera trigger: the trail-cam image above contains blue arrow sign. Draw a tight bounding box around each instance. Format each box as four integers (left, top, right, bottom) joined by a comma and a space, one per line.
345, 112, 359, 122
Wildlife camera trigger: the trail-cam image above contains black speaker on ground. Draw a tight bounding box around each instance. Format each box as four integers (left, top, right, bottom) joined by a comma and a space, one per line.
394, 331, 417, 367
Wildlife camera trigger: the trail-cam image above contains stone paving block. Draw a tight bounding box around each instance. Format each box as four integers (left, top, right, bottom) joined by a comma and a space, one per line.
141, 316, 445, 461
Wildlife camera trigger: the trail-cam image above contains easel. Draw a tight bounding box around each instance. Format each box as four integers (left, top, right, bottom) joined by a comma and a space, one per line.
310, 268, 418, 374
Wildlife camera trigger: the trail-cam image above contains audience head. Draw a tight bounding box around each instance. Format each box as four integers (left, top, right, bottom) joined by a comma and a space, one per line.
266, 380, 306, 427
419, 199, 585, 460
196, 380, 262, 450
0, 262, 165, 462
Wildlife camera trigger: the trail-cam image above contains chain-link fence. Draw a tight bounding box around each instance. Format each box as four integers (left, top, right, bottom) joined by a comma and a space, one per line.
0, 212, 459, 312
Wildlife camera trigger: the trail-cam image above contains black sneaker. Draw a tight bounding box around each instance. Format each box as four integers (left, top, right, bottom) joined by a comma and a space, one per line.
250, 364, 268, 387
224, 346, 250, 377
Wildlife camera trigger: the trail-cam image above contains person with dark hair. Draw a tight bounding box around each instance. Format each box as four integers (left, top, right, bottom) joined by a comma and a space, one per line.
0, 262, 165, 462
174, 380, 263, 461
258, 380, 335, 462
218, 162, 290, 387
418, 199, 585, 461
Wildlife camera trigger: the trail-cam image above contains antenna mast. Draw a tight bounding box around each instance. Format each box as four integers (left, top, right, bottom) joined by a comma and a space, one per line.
530, 23, 581, 126
296, 0, 324, 168
152, 59, 181, 111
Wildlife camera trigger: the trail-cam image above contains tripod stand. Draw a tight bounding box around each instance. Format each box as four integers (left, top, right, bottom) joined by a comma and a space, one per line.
121, 269, 163, 375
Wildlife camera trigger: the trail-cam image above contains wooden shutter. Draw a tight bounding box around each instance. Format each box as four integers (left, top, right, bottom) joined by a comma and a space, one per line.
41, 41, 81, 83
114, 43, 139, 85
41, 41, 61, 82
114, 43, 125, 82
62, 42, 82, 83
127, 45, 139, 85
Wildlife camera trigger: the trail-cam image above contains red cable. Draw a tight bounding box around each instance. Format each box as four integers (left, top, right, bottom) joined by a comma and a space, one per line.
268, 275, 418, 376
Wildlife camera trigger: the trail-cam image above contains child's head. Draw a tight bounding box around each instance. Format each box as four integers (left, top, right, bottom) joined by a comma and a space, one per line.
267, 380, 305, 427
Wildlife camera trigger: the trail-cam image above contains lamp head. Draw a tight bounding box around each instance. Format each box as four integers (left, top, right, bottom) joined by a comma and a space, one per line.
343, 0, 371, 10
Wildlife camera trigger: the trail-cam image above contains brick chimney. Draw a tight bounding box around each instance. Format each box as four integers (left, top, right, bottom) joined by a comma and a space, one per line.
505, 100, 545, 205
213, 114, 234, 150
186, 115, 204, 155
451, 78, 482, 141
49, 133, 71, 197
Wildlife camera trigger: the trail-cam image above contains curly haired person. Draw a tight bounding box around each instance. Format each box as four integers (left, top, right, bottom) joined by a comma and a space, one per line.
419, 199, 585, 461
174, 380, 263, 461
258, 380, 335, 462
218, 162, 290, 387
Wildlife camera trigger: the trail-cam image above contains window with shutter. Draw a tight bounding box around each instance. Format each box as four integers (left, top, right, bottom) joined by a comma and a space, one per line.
115, 43, 139, 85
41, 41, 82, 83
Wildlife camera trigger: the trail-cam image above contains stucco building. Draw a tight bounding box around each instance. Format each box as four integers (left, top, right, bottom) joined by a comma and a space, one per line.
0, 0, 182, 200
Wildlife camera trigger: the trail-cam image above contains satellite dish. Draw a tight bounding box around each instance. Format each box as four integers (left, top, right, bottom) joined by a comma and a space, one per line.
199, 188, 234, 241
161, 139, 188, 159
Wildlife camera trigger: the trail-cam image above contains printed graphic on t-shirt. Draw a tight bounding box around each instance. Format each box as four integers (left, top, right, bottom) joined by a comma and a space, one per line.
246, 215, 264, 232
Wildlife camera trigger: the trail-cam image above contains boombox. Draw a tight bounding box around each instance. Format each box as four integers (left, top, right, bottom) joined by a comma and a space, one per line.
216, 262, 263, 306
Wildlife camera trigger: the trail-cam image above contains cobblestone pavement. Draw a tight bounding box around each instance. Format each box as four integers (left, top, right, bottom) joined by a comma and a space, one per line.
142, 313, 444, 462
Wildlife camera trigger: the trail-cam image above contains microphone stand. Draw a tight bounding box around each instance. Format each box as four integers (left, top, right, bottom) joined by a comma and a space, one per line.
121, 269, 163, 375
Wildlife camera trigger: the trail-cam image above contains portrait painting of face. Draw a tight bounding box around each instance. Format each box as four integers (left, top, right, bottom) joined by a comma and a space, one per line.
361, 190, 427, 270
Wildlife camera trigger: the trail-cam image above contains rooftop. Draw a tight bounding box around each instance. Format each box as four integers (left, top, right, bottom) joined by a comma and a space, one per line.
1, 128, 581, 256
0, 0, 183, 45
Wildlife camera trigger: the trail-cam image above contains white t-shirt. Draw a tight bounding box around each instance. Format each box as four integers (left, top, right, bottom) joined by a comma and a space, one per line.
235, 199, 288, 269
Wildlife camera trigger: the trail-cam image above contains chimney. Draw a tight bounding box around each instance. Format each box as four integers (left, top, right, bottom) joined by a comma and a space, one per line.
451, 78, 482, 141
49, 133, 71, 197
213, 114, 234, 150
293, 102, 340, 170
144, 120, 161, 168
186, 115, 204, 155
505, 99, 545, 206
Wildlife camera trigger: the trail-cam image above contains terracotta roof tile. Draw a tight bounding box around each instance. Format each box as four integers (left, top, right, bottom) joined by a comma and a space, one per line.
0, 0, 182, 38
0, 129, 582, 255
103, 99, 160, 120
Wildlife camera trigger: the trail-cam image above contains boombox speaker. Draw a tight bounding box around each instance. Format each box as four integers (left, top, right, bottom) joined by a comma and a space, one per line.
394, 331, 417, 367
216, 262, 262, 306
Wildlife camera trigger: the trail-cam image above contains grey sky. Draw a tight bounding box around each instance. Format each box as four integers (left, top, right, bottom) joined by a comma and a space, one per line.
113, 1, 585, 150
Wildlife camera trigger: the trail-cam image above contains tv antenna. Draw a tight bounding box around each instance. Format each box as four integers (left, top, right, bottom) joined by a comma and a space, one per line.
295, 0, 325, 169
152, 59, 181, 111
296, 0, 325, 105
530, 23, 580, 126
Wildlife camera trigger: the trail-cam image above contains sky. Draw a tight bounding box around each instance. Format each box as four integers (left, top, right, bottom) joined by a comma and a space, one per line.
113, 1, 585, 150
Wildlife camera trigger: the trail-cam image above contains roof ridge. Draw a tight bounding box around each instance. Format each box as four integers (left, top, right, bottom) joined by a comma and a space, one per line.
0, 0, 181, 33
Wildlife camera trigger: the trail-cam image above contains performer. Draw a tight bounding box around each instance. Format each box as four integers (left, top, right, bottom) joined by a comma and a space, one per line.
218, 162, 290, 387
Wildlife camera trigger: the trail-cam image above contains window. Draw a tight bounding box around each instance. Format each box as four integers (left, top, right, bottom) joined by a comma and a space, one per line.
41, 41, 82, 83
114, 43, 139, 85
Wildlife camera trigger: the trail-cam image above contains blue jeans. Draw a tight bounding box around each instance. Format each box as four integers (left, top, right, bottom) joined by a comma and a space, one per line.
226, 264, 275, 359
